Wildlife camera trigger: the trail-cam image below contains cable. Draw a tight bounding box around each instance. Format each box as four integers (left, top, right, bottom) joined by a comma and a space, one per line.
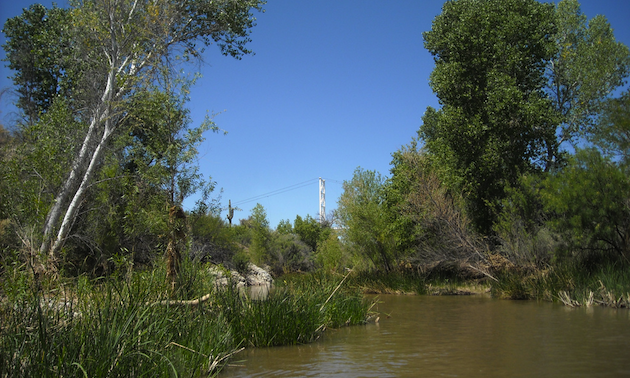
231, 177, 343, 208
232, 178, 319, 206
322, 178, 344, 185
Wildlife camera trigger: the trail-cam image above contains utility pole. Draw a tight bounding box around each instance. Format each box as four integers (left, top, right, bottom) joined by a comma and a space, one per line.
319, 177, 326, 223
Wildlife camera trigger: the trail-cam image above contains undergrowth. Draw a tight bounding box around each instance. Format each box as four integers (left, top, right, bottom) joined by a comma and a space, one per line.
0, 259, 373, 377
490, 258, 630, 307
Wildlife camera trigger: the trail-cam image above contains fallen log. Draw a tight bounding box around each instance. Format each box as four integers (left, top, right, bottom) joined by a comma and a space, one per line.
147, 293, 212, 307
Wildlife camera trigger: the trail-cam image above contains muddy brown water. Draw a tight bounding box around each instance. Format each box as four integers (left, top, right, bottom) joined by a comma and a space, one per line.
219, 294, 630, 377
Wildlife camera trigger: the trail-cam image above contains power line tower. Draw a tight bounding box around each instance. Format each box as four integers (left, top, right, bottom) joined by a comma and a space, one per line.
319, 177, 326, 223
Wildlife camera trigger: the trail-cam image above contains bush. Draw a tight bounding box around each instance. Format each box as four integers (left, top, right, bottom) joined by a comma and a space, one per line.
232, 250, 250, 275
314, 231, 347, 273
493, 175, 558, 266
386, 148, 487, 265
541, 148, 630, 263
270, 233, 313, 275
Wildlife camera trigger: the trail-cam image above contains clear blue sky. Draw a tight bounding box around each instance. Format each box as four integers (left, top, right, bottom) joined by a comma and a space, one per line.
2, 0, 630, 229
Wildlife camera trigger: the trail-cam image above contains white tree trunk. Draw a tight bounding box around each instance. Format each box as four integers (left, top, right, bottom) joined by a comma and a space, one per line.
42, 52, 120, 259
49, 118, 115, 257
40, 82, 114, 254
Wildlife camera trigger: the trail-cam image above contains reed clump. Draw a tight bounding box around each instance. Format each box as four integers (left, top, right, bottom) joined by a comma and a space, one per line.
490, 259, 630, 307
347, 262, 489, 296
0, 261, 374, 377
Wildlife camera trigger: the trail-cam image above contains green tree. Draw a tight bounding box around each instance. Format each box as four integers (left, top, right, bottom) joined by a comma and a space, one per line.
2, 4, 75, 124
90, 75, 216, 269
420, 0, 559, 234
336, 168, 397, 271
249, 203, 272, 265
594, 90, 630, 165
385, 145, 484, 264
541, 148, 630, 262
314, 231, 347, 273
272, 233, 313, 274
276, 219, 293, 235
546, 0, 630, 154
2, 0, 264, 265
293, 214, 329, 252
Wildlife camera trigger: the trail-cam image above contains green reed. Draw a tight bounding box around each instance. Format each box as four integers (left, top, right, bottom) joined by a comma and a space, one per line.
0, 262, 373, 377
490, 259, 630, 307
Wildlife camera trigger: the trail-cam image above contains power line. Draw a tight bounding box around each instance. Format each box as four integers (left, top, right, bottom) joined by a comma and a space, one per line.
324, 178, 344, 185
230, 177, 344, 208
232, 178, 319, 206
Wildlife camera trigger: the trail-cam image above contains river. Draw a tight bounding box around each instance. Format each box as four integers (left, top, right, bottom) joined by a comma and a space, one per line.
220, 294, 630, 377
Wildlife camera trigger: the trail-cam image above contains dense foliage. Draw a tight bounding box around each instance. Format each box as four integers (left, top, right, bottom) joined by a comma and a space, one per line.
2, 4, 630, 374
1, 0, 264, 273
334, 0, 630, 301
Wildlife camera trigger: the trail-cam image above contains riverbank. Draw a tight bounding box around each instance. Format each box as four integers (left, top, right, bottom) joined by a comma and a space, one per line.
0, 262, 374, 377
345, 259, 630, 309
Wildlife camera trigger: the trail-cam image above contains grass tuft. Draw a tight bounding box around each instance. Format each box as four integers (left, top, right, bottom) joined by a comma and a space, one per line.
0, 261, 373, 377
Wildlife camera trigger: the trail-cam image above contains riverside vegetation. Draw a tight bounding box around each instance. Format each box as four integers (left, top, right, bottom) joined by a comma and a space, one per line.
2, 0, 630, 376
0, 259, 372, 377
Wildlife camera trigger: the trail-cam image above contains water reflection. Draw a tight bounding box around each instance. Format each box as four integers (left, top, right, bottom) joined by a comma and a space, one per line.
220, 295, 630, 377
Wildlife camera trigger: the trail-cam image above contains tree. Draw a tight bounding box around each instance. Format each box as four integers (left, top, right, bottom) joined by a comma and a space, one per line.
2, 5, 75, 125
336, 168, 397, 271
593, 90, 630, 166
541, 148, 630, 262
385, 144, 485, 264
276, 219, 293, 235
314, 231, 346, 273
293, 214, 329, 252
546, 0, 630, 155
420, 0, 559, 234
3, 0, 264, 265
249, 203, 272, 265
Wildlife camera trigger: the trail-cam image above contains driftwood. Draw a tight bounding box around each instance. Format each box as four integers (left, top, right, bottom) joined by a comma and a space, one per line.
147, 293, 212, 307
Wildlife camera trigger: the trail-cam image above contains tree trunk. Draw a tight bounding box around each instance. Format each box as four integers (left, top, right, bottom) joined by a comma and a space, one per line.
41, 63, 118, 261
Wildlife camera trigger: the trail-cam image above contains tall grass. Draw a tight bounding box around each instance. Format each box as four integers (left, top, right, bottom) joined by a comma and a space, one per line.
349, 269, 428, 294
490, 258, 630, 307
0, 260, 373, 377
216, 271, 373, 348
347, 264, 488, 295
0, 264, 232, 377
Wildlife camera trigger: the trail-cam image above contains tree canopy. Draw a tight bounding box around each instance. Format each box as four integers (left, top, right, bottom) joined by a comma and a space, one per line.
420, 0, 559, 233
1, 0, 265, 268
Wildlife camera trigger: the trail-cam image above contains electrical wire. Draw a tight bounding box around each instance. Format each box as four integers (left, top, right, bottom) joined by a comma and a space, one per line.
231, 177, 344, 207
232, 178, 319, 206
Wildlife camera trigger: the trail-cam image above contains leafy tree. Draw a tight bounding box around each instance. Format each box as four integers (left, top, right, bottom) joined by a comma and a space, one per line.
336, 168, 397, 271
93, 76, 216, 268
541, 148, 630, 262
0, 99, 84, 233
546, 0, 630, 154
2, 5, 75, 124
2, 0, 265, 265
420, 0, 559, 234
272, 233, 313, 274
492, 174, 557, 266
593, 90, 630, 165
249, 203, 272, 265
189, 196, 234, 265
293, 214, 329, 252
314, 231, 347, 273
276, 219, 293, 235
385, 145, 484, 264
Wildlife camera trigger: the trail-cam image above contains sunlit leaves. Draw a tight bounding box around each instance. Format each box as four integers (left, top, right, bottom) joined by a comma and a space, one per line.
542, 149, 630, 258
420, 0, 558, 233
336, 168, 397, 271
594, 90, 630, 165
548, 0, 630, 146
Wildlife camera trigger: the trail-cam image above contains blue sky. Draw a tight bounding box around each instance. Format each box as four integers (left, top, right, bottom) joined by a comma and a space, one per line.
2, 0, 630, 229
